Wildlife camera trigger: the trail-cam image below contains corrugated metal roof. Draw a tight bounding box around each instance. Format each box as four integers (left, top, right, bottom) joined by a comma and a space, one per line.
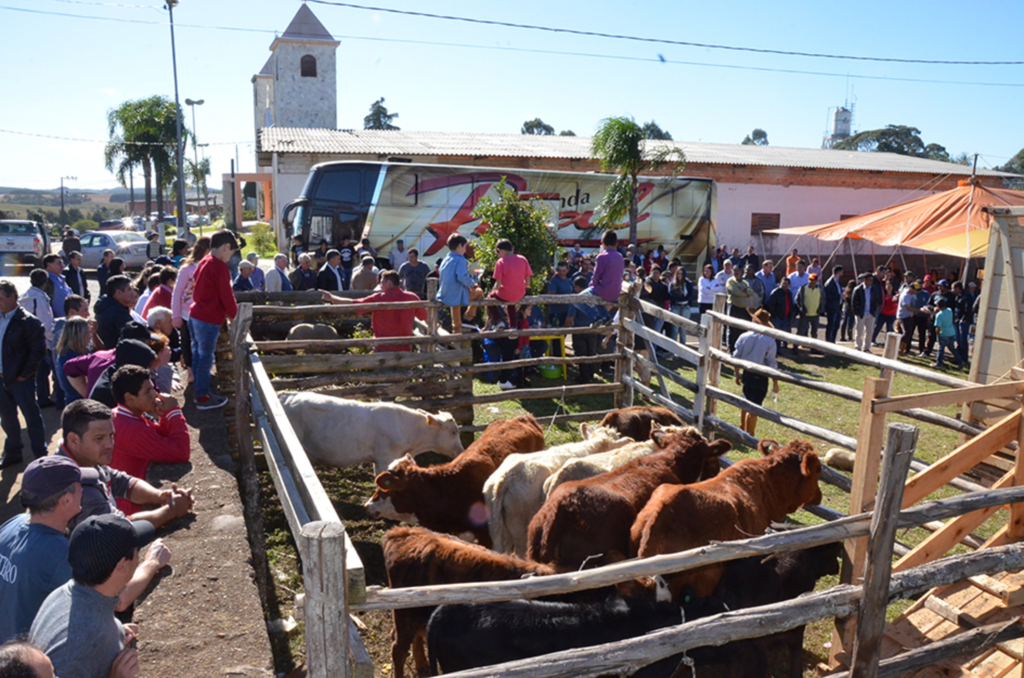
257, 128, 1012, 177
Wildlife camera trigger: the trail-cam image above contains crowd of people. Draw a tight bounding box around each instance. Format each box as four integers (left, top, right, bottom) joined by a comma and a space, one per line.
0, 229, 221, 677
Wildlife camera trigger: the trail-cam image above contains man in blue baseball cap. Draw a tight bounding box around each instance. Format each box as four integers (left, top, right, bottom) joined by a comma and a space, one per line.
31, 514, 156, 678
0, 456, 98, 643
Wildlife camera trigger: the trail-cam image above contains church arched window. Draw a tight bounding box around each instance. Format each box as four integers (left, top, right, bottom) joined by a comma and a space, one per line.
300, 55, 317, 78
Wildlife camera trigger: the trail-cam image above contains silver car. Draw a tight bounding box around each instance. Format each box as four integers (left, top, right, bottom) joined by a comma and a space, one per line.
78, 230, 150, 269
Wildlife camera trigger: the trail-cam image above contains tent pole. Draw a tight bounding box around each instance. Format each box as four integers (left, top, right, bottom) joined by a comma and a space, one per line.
820, 237, 846, 272
898, 245, 908, 277
871, 241, 877, 272
849, 237, 858, 279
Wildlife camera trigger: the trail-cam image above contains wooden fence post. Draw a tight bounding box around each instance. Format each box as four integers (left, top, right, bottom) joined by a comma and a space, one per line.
1009, 405, 1024, 539
615, 284, 640, 408
426, 278, 438, 355
850, 422, 919, 678
301, 521, 352, 678
833, 376, 891, 663
704, 294, 727, 418
694, 313, 712, 433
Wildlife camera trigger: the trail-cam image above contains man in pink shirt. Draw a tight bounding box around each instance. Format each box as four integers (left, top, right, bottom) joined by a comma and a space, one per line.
491, 239, 533, 328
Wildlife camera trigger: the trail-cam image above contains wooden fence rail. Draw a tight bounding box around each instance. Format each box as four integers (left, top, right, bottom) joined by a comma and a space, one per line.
351, 485, 1024, 611
437, 544, 1024, 678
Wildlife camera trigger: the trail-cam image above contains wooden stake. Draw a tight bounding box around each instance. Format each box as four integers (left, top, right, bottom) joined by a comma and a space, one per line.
850, 423, 918, 678
300, 521, 352, 678
1010, 407, 1024, 538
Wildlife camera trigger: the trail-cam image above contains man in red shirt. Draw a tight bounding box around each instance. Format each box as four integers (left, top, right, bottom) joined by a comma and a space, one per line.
320, 271, 426, 351
187, 230, 238, 409
109, 365, 190, 515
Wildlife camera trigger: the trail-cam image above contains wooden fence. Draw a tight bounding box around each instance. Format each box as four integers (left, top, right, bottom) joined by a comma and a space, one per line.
228, 286, 1024, 677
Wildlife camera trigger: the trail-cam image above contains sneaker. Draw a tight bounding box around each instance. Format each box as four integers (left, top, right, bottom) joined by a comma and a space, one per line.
195, 394, 228, 410
498, 381, 516, 391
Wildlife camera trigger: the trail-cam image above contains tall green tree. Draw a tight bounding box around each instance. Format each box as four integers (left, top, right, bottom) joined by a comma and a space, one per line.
521, 118, 554, 135
742, 128, 769, 146
364, 97, 400, 130
833, 124, 949, 160
1000, 148, 1024, 175
590, 116, 685, 247
471, 178, 558, 295
641, 121, 673, 141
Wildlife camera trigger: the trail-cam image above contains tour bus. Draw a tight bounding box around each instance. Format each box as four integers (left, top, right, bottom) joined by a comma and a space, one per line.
282, 161, 716, 269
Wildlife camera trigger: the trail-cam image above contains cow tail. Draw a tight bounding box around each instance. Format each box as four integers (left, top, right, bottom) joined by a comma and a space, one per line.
427, 627, 440, 676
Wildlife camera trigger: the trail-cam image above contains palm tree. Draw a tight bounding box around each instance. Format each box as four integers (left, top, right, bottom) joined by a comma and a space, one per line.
104, 96, 187, 225
591, 116, 685, 246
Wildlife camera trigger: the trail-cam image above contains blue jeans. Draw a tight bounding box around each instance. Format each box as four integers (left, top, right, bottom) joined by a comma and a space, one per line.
669, 304, 689, 343
936, 335, 963, 368
0, 378, 46, 458
189, 317, 222, 399
956, 320, 972, 363
56, 351, 82, 405
36, 352, 64, 406
341, 267, 353, 290
772, 317, 791, 351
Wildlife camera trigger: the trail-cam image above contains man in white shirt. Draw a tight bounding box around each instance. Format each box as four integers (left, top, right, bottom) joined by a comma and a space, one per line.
389, 239, 408, 271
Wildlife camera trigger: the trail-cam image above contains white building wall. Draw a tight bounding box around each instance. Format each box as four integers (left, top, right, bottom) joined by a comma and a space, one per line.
716, 182, 939, 261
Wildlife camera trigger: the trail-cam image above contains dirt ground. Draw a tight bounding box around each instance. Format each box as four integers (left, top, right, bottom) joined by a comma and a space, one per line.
0, 390, 275, 678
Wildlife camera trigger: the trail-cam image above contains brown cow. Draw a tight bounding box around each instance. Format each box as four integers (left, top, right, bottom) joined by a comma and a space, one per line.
365, 414, 545, 545
599, 406, 683, 442
382, 526, 555, 678
600, 407, 720, 482
526, 428, 731, 571
631, 439, 823, 598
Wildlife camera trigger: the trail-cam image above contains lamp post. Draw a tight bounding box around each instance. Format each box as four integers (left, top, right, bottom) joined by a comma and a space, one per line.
185, 97, 204, 239
166, 0, 188, 241
59, 176, 76, 225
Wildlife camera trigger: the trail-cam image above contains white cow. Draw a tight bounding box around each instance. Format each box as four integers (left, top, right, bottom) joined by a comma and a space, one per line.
279, 392, 463, 474
484, 424, 634, 556
542, 426, 696, 499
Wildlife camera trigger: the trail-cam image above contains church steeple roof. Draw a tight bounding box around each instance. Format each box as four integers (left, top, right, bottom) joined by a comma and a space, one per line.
279, 4, 335, 42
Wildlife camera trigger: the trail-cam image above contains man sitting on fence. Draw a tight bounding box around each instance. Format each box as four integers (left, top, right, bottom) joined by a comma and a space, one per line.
436, 233, 484, 329
321, 271, 427, 352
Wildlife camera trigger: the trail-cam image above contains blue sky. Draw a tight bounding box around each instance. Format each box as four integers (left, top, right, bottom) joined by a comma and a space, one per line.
1, 0, 1021, 192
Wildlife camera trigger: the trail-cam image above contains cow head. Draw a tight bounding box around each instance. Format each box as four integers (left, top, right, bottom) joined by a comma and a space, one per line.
364, 455, 421, 523
758, 439, 784, 457
771, 440, 824, 512
418, 410, 463, 458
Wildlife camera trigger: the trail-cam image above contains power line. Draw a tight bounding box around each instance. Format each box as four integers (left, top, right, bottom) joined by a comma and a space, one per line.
4, 5, 1023, 90
307, 0, 1024, 66
0, 128, 248, 146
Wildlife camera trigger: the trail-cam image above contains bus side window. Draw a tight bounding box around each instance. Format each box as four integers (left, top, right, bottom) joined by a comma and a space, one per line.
650, 188, 673, 216
310, 211, 334, 246
314, 170, 361, 204
674, 184, 701, 218
390, 172, 418, 206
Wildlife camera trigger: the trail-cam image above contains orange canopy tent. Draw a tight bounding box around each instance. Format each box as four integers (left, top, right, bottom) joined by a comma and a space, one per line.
765, 179, 1024, 258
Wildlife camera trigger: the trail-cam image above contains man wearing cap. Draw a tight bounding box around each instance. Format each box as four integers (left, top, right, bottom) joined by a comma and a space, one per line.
0, 280, 47, 470
232, 260, 256, 292
851, 273, 880, 353
350, 255, 380, 292
31, 514, 154, 678
924, 279, 954, 357
795, 272, 825, 347
389, 238, 408, 271
0, 457, 94, 643
87, 340, 156, 410
245, 252, 265, 291
953, 281, 975, 363
110, 365, 190, 515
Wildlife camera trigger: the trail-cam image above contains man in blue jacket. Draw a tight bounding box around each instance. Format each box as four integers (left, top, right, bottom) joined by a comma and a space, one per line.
436, 233, 482, 330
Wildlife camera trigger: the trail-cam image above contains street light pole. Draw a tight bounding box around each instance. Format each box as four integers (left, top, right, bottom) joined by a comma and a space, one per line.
185, 98, 204, 239
166, 0, 188, 241
60, 176, 76, 225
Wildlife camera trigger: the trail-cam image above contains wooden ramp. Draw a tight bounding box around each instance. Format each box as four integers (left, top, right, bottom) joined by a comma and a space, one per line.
881, 570, 1024, 678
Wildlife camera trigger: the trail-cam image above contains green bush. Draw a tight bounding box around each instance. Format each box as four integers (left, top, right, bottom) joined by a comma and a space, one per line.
163, 224, 177, 236
210, 218, 227, 231
242, 209, 257, 222
471, 178, 558, 295
72, 219, 98, 233
249, 222, 277, 257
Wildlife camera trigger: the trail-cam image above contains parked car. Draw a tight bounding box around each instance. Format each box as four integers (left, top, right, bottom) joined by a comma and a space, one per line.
78, 230, 150, 269
98, 220, 128, 231
0, 220, 50, 264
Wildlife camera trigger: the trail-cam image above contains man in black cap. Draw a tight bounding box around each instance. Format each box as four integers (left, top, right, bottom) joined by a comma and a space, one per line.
31, 514, 155, 678
56, 400, 180, 611
0, 457, 97, 643
87, 339, 156, 409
